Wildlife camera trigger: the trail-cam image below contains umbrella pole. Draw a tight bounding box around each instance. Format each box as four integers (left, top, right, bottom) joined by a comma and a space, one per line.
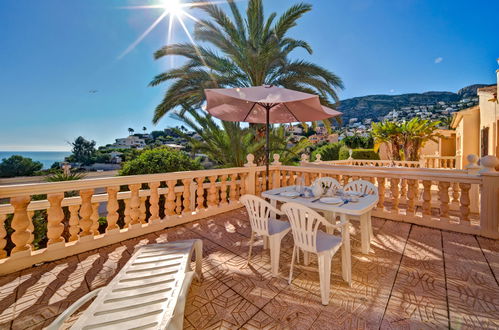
265, 106, 270, 191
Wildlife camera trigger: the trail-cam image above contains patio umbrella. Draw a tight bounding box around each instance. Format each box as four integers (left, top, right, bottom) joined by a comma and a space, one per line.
204, 85, 342, 190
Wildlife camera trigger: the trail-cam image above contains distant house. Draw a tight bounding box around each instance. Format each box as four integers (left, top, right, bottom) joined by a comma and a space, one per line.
112, 136, 146, 149
308, 134, 327, 144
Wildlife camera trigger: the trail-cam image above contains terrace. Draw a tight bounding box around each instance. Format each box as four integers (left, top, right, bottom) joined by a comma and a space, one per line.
0, 154, 499, 329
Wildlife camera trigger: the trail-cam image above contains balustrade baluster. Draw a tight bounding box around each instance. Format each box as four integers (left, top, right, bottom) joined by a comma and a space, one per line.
47, 193, 65, 245
175, 192, 183, 214
68, 205, 80, 241
390, 178, 400, 213
79, 189, 94, 236
255, 172, 262, 195
91, 202, 99, 234
400, 179, 407, 199
438, 182, 450, 218
196, 177, 205, 210
27, 211, 34, 246
281, 170, 287, 187
139, 197, 147, 223
10, 196, 32, 254
124, 199, 131, 228
240, 173, 247, 196
304, 172, 311, 186
208, 176, 218, 206
451, 183, 460, 204
422, 180, 432, 215
182, 179, 192, 212
406, 179, 417, 215
229, 174, 238, 202
0, 214, 7, 258
106, 186, 119, 231
377, 177, 386, 209
166, 180, 177, 215
458, 183, 471, 222
219, 175, 228, 205
148, 182, 160, 222
129, 184, 141, 226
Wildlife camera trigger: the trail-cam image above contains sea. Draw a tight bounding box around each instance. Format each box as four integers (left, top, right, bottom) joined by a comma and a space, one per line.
0, 151, 71, 169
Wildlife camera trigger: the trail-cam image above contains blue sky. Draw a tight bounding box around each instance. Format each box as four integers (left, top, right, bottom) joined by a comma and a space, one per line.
0, 0, 498, 151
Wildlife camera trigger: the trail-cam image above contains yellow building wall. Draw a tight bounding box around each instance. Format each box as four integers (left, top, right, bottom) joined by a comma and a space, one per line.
478, 80, 499, 157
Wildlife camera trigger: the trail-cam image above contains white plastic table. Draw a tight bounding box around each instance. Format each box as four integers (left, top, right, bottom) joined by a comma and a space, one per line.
262, 186, 378, 255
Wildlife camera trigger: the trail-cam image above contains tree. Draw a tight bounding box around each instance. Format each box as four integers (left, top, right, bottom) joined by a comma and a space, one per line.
119, 147, 202, 176
67, 136, 96, 165
128, 128, 134, 136
371, 118, 440, 161
150, 0, 343, 130
142, 126, 147, 134
173, 107, 310, 167
400, 118, 440, 161
0, 155, 43, 178
371, 121, 404, 160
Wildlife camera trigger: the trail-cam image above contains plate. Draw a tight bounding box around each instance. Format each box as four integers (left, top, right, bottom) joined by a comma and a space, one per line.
319, 197, 342, 204
345, 191, 363, 197
280, 191, 301, 197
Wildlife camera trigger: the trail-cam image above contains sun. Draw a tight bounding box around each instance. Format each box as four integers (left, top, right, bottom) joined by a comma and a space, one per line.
118, 0, 231, 60
160, 0, 186, 16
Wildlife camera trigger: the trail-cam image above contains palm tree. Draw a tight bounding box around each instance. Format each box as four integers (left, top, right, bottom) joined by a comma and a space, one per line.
172, 107, 310, 167
372, 118, 440, 161
128, 128, 134, 136
400, 118, 440, 161
142, 126, 147, 134
150, 0, 343, 130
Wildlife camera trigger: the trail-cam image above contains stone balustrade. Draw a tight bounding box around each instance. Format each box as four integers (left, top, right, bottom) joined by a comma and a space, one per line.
0, 167, 253, 274
320, 156, 458, 169
0, 154, 498, 275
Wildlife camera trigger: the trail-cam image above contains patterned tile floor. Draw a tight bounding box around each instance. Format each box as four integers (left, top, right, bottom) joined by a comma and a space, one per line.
1, 208, 499, 329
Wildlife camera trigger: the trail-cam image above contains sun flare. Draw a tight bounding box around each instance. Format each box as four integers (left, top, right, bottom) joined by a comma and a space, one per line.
160, 0, 185, 16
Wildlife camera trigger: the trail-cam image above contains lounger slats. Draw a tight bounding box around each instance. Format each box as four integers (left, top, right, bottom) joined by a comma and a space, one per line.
63, 239, 202, 330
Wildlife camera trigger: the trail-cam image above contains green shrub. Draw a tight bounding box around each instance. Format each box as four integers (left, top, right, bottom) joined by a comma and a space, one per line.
119, 147, 202, 176
339, 147, 380, 160
311, 143, 342, 161
0, 155, 43, 178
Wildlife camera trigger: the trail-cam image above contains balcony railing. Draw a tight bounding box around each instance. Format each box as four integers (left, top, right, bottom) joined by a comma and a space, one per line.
0, 154, 498, 275
315, 155, 458, 169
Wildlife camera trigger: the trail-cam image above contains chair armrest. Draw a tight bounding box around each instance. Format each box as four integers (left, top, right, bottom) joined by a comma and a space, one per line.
268, 204, 285, 216
47, 288, 103, 330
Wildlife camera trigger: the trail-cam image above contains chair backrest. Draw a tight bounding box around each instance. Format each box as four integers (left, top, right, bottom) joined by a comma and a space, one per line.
240, 194, 275, 236
344, 179, 378, 195
281, 202, 328, 253
312, 177, 341, 192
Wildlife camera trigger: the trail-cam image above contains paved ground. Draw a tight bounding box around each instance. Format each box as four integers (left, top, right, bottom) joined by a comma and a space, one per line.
0, 208, 498, 329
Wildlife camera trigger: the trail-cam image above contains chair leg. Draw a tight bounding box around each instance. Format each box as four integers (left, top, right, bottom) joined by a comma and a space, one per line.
247, 232, 255, 265
318, 254, 332, 305
288, 245, 297, 284
269, 235, 281, 276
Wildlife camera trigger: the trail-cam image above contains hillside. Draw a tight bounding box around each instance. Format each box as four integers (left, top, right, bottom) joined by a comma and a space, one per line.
336, 84, 492, 124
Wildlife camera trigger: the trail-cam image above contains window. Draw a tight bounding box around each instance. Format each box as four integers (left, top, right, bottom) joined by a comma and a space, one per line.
481, 127, 489, 156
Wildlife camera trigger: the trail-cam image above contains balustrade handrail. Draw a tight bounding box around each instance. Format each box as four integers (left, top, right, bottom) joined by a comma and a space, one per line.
286, 164, 480, 184
0, 166, 261, 198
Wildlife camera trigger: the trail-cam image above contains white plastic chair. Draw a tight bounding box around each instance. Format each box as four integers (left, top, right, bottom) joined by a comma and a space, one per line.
281, 202, 351, 305
312, 176, 341, 192
344, 179, 377, 243
240, 194, 291, 276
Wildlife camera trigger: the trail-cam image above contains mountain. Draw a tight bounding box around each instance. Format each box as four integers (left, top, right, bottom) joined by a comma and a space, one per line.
336, 84, 493, 124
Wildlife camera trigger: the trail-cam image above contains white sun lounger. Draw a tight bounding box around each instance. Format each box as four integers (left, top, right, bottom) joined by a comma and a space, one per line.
48, 239, 202, 330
